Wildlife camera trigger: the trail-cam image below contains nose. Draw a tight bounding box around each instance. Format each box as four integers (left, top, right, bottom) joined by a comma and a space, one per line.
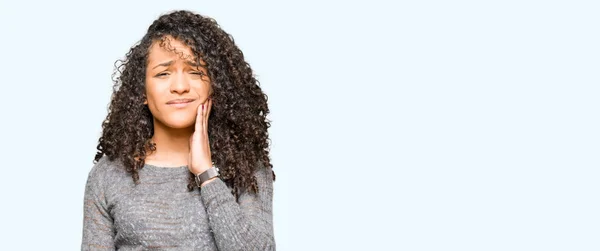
170, 72, 190, 94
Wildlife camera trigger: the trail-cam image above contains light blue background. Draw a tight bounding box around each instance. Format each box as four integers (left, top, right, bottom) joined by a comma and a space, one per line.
0, 0, 598, 250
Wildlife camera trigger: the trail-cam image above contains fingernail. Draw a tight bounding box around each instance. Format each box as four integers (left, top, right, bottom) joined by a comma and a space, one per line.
202, 104, 204, 110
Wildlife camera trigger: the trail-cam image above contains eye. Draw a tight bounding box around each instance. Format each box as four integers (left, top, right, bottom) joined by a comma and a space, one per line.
191, 72, 205, 76
155, 72, 169, 77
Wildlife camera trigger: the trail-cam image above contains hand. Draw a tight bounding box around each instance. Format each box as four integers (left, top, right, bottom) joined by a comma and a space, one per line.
188, 98, 213, 176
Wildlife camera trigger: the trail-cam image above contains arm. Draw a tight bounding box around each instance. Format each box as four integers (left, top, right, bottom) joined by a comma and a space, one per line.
200, 165, 276, 251
81, 163, 115, 250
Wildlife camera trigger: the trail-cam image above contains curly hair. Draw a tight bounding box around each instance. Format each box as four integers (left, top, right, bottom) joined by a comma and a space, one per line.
94, 10, 274, 200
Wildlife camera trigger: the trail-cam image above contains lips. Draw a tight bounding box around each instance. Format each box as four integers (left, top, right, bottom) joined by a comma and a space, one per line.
166, 98, 195, 104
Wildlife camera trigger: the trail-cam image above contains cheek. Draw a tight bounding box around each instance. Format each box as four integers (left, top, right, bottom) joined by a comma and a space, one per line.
145, 93, 158, 113
144, 81, 165, 104
192, 79, 211, 94
196, 84, 211, 99
144, 86, 165, 117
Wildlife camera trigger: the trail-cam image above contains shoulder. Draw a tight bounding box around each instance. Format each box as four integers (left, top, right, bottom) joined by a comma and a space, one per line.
255, 161, 273, 179
253, 161, 274, 192
85, 155, 131, 192
88, 155, 129, 178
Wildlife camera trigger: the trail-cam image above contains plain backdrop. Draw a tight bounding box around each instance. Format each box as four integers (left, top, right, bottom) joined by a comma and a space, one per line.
0, 0, 599, 250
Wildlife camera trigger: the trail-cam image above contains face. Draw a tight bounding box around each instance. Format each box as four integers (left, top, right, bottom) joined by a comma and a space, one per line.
144, 37, 211, 129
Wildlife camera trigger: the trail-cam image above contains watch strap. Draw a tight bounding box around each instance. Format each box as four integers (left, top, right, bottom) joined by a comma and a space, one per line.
195, 167, 219, 187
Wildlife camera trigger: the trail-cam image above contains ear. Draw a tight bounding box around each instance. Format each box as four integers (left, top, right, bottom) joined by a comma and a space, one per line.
143, 98, 148, 105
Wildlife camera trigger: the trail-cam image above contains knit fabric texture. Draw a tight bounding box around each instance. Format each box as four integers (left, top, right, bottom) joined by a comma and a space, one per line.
81, 156, 275, 250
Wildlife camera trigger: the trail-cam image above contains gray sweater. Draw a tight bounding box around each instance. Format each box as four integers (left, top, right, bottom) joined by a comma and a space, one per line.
81, 156, 275, 250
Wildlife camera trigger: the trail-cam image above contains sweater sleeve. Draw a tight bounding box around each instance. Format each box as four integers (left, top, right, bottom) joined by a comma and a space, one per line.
200, 164, 276, 251
81, 163, 116, 250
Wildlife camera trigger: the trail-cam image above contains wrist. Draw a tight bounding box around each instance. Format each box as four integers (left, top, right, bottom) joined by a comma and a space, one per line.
191, 162, 213, 176
200, 177, 219, 187
194, 166, 220, 187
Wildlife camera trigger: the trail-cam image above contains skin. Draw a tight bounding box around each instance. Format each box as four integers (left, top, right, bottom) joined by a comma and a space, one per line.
143, 36, 217, 186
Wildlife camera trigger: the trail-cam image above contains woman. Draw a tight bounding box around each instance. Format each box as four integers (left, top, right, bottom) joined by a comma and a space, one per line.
82, 10, 276, 250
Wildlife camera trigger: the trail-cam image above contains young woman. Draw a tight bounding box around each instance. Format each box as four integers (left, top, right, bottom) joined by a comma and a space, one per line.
82, 10, 276, 250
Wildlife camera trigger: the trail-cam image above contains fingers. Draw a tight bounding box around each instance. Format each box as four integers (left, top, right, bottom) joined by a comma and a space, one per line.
199, 101, 204, 132
194, 98, 211, 142
204, 98, 212, 132
207, 98, 212, 119
205, 98, 211, 155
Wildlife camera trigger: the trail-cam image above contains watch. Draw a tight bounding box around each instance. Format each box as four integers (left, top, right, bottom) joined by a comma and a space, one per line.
195, 166, 220, 187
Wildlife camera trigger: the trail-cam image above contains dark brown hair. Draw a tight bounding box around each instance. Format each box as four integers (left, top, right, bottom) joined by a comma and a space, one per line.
94, 10, 274, 200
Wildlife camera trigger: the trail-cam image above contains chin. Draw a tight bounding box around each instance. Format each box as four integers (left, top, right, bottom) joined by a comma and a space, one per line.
166, 121, 195, 129
160, 115, 195, 129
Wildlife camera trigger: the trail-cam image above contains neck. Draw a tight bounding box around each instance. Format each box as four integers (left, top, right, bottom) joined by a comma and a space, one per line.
146, 118, 193, 167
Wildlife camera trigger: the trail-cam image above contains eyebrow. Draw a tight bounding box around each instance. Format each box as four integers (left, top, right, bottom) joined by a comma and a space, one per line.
152, 60, 201, 69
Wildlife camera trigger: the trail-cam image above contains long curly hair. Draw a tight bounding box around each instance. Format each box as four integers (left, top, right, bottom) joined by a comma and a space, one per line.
94, 10, 274, 200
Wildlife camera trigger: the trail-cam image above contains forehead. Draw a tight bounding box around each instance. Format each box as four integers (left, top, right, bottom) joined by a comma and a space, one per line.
147, 36, 202, 65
